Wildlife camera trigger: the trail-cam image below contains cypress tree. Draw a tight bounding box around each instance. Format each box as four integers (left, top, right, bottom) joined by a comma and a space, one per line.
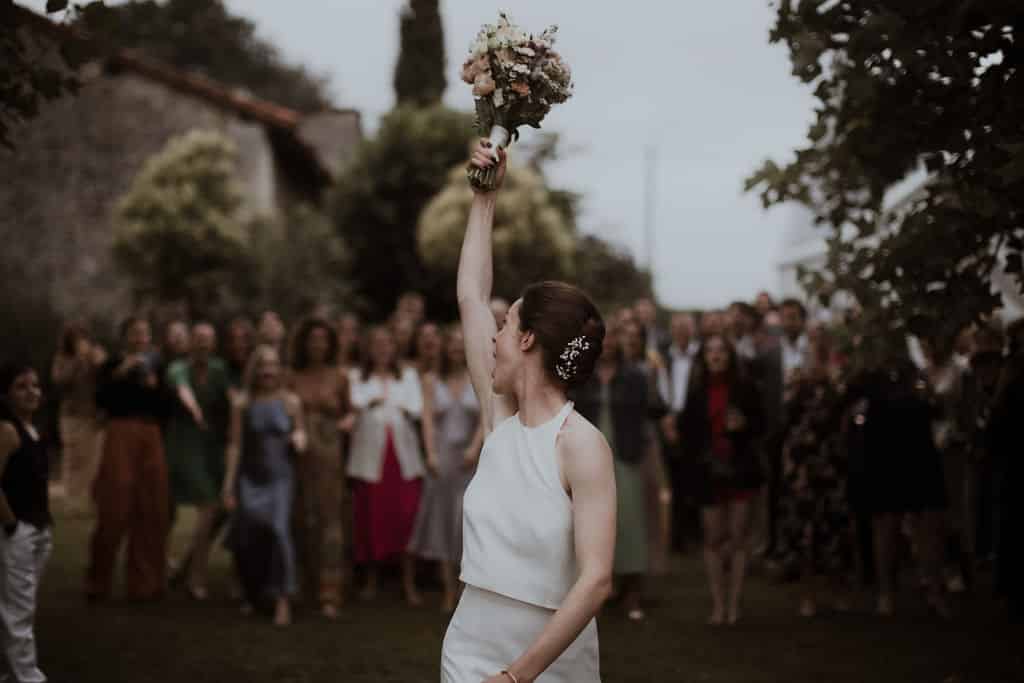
393, 0, 446, 106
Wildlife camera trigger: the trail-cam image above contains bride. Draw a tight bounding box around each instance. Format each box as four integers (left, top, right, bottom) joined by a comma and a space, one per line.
440, 140, 617, 683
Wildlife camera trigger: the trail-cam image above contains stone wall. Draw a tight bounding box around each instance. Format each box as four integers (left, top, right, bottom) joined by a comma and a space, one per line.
0, 67, 291, 333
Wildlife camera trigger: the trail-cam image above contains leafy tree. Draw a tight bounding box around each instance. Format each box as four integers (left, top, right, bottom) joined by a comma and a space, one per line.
328, 104, 475, 320
115, 130, 352, 321
418, 164, 576, 307
0, 0, 98, 149
572, 235, 653, 314
418, 163, 651, 316
394, 0, 446, 106
245, 204, 352, 321
113, 129, 248, 315
517, 132, 653, 313
746, 1, 1024, 349
76, 0, 331, 112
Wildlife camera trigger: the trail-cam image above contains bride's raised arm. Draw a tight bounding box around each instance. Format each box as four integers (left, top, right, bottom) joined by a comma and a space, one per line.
457, 140, 514, 433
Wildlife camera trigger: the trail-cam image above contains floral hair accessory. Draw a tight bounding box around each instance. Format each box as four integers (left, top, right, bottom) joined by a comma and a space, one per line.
555, 335, 590, 381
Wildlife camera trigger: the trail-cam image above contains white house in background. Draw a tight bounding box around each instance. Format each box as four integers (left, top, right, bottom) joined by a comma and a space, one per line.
775, 172, 1024, 322
776, 203, 826, 301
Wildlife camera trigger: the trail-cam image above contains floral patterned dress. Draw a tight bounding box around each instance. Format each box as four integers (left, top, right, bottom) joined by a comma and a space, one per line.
778, 378, 852, 576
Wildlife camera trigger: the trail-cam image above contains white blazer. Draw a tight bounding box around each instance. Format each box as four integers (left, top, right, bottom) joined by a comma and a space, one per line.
346, 366, 425, 482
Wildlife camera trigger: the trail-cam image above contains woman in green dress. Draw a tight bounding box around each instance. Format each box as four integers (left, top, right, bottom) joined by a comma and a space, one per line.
164, 322, 231, 598
574, 324, 656, 621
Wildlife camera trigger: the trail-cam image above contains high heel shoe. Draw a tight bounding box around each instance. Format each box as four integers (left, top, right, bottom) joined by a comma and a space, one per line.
927, 595, 952, 620
876, 594, 895, 617
186, 584, 209, 602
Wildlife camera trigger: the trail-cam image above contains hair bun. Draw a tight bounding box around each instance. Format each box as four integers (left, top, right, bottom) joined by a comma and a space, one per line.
518, 281, 605, 389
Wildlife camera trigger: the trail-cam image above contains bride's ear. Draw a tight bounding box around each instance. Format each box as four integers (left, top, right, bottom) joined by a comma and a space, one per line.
520, 330, 536, 352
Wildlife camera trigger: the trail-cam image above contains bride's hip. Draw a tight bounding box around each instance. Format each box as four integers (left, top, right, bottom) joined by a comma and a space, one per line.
442, 585, 599, 681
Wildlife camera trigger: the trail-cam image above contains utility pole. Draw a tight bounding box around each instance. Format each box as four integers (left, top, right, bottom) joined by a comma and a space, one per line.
643, 144, 657, 272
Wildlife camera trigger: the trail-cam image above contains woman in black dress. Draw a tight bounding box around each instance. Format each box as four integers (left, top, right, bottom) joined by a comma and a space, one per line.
845, 348, 949, 617
989, 319, 1024, 622
677, 334, 764, 625
778, 329, 852, 617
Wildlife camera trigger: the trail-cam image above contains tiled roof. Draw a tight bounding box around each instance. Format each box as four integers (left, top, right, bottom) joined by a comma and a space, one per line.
12, 4, 359, 133
12, 4, 362, 193
107, 49, 302, 130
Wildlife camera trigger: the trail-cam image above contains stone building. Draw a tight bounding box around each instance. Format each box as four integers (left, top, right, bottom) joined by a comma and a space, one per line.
0, 8, 362, 338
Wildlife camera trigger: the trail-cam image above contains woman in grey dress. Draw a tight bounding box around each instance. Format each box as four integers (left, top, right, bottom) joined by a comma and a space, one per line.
408, 327, 482, 613
223, 345, 308, 626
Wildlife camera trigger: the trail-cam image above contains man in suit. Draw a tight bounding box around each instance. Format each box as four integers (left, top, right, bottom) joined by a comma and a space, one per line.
751, 298, 809, 560
658, 312, 701, 552
634, 297, 671, 361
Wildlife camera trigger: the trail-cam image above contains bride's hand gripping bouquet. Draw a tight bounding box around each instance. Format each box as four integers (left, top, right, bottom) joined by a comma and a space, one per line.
462, 12, 573, 191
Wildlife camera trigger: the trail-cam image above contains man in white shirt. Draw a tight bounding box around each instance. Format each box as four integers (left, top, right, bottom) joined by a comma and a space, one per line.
727, 301, 761, 364
779, 301, 809, 385
658, 312, 700, 553
658, 314, 699, 415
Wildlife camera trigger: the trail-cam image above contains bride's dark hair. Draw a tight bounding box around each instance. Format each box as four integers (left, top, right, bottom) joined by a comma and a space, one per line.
518, 281, 605, 389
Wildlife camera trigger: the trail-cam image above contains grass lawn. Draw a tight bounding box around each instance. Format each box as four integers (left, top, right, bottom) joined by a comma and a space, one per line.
36, 502, 1023, 683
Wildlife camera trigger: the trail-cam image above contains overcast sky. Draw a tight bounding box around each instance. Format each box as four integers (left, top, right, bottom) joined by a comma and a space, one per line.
34, 0, 819, 308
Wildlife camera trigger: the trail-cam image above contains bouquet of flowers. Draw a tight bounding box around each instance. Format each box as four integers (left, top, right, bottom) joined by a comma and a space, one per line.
462, 12, 573, 191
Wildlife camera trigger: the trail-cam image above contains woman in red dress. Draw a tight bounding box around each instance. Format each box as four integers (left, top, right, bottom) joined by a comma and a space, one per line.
677, 334, 764, 625
346, 326, 425, 604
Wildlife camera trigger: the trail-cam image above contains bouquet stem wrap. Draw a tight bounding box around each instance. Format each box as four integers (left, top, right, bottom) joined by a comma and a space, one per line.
467, 124, 510, 192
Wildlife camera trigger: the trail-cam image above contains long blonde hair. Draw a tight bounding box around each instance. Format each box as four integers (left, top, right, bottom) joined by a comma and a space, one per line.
242, 344, 282, 397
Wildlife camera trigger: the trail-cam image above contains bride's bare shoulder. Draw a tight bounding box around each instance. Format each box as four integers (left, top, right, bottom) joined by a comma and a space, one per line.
558, 411, 611, 460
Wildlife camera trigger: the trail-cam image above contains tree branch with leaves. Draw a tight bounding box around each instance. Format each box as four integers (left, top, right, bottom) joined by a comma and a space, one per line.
747, 1, 1024, 352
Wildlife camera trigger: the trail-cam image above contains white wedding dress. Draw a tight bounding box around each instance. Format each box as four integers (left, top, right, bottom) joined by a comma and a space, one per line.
441, 401, 600, 682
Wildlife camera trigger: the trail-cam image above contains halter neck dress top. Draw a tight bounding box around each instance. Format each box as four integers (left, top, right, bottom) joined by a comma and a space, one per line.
443, 401, 600, 682
460, 400, 577, 608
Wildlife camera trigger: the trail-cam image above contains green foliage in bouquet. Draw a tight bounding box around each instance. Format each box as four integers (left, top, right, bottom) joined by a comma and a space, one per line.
418, 164, 575, 302
746, 1, 1024, 357
113, 130, 248, 314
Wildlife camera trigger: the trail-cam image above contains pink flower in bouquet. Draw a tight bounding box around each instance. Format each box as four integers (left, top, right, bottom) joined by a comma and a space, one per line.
461, 54, 491, 85
472, 73, 496, 97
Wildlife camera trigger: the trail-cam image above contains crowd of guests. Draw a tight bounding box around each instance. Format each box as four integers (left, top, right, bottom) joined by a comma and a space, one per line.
2, 289, 1024, 679
594, 294, 1024, 627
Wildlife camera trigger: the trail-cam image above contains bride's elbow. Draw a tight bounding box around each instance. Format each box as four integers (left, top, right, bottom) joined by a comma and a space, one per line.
589, 572, 614, 606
